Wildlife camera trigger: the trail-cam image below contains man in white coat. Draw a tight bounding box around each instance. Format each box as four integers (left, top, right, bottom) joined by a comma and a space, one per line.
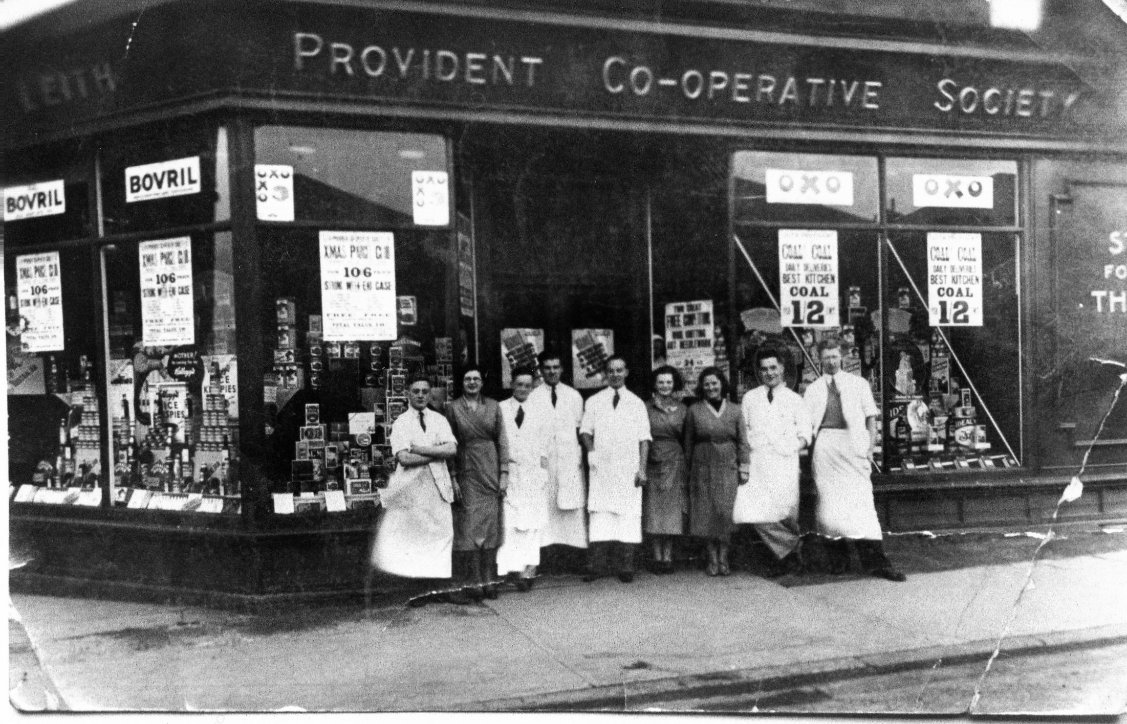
579, 355, 651, 583
735, 347, 812, 577
528, 352, 589, 553
497, 366, 551, 591
804, 338, 905, 582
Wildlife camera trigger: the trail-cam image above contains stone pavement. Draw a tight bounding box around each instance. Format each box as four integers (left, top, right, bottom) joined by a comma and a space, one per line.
8, 526, 1127, 712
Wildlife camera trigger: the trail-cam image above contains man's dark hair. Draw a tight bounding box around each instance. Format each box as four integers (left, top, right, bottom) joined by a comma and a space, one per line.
604, 354, 628, 371
537, 351, 562, 367
511, 366, 537, 383
817, 338, 844, 354
755, 347, 785, 368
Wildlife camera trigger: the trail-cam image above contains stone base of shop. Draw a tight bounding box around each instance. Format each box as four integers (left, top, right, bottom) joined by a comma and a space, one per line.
10, 472, 1127, 610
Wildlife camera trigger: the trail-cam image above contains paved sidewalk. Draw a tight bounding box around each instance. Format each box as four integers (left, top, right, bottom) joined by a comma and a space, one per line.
8, 530, 1127, 712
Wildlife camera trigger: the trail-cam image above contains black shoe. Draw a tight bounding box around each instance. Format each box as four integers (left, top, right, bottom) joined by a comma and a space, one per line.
483, 584, 499, 599
525, 577, 536, 590
764, 559, 788, 578
660, 561, 675, 575
871, 566, 906, 582
617, 571, 635, 583
782, 551, 805, 576
582, 572, 603, 582
465, 585, 485, 601
515, 578, 531, 592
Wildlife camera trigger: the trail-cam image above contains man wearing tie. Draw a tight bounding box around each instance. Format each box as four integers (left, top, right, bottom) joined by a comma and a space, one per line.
497, 367, 552, 590
579, 355, 651, 583
804, 339, 905, 582
528, 351, 589, 555
735, 347, 812, 576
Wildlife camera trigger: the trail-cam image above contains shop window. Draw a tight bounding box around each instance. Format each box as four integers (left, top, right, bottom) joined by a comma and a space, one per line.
250, 227, 455, 507
6, 247, 103, 504
100, 122, 230, 235
732, 151, 879, 224
886, 158, 1017, 226
254, 127, 449, 228
3, 140, 93, 245
99, 232, 240, 512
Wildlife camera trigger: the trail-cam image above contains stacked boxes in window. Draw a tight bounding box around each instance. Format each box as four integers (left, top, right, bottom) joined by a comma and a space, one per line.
75, 380, 102, 478
199, 362, 230, 453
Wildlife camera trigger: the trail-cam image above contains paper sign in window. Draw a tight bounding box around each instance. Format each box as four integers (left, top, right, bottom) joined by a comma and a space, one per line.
255, 164, 295, 221
4, 180, 65, 221
319, 231, 397, 341
16, 252, 65, 352
125, 156, 200, 203
927, 233, 983, 326
766, 169, 854, 206
139, 237, 195, 346
913, 174, 994, 209
778, 229, 839, 329
411, 170, 450, 226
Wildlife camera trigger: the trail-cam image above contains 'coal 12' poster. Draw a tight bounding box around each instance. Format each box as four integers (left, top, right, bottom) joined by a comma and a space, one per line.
778, 229, 839, 329
927, 233, 983, 326
139, 237, 195, 347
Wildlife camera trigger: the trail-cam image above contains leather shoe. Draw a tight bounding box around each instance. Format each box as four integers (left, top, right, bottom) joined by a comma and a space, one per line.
465, 585, 485, 601
442, 590, 472, 605
763, 560, 787, 578
617, 572, 635, 583
871, 566, 906, 582
515, 578, 531, 592
782, 551, 805, 575
483, 584, 499, 600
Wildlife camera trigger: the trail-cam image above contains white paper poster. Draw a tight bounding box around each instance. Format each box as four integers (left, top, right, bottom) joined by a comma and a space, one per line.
766, 169, 854, 206
255, 164, 295, 221
139, 237, 195, 346
927, 233, 983, 326
572, 328, 614, 390
411, 170, 450, 226
126, 156, 200, 203
664, 300, 715, 392
15, 252, 65, 352
501, 328, 544, 388
319, 231, 397, 341
913, 174, 994, 209
4, 179, 65, 221
779, 229, 839, 329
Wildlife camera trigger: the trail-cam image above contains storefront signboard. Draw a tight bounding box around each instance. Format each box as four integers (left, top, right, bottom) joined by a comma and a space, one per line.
15, 251, 65, 352
778, 230, 839, 329
927, 233, 983, 326
664, 300, 715, 393
255, 164, 295, 221
319, 231, 397, 341
139, 237, 195, 347
501, 328, 544, 388
572, 328, 614, 389
913, 174, 994, 209
411, 170, 450, 226
125, 156, 200, 203
4, 180, 65, 221
766, 169, 854, 206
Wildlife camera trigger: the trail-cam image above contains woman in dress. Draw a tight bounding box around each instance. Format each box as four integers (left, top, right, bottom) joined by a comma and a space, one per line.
445, 365, 511, 600
686, 367, 750, 576
644, 365, 689, 574
371, 376, 459, 587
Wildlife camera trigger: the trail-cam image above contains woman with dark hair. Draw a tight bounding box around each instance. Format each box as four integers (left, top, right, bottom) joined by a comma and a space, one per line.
685, 366, 750, 576
445, 365, 512, 600
644, 365, 689, 573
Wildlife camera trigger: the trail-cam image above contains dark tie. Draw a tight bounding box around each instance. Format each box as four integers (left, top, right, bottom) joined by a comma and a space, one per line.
828, 377, 837, 394
612, 390, 620, 409
419, 410, 427, 432
515, 405, 524, 428
768, 388, 774, 403
550, 385, 557, 408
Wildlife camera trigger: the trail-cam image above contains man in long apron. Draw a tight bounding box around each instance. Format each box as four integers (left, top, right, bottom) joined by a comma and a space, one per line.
579, 355, 651, 583
735, 347, 812, 576
497, 367, 551, 590
804, 339, 906, 582
528, 352, 589, 555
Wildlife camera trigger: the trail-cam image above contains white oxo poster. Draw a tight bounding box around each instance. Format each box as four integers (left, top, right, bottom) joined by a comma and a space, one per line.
319, 231, 397, 341
927, 233, 983, 326
778, 229, 839, 329
139, 237, 195, 347
15, 251, 65, 352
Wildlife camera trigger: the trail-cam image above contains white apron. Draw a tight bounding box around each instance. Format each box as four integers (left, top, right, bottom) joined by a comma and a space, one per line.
371, 463, 453, 578
812, 429, 883, 539
733, 448, 799, 524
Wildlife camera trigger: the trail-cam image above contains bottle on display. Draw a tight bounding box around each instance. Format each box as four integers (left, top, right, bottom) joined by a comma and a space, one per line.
164, 427, 176, 492
115, 443, 132, 489
179, 432, 194, 493
60, 445, 75, 488
46, 356, 59, 394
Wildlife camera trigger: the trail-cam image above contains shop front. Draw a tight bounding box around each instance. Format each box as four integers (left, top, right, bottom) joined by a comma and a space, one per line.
5, 0, 1127, 603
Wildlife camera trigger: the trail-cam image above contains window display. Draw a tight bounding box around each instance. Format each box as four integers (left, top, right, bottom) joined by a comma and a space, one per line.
731, 151, 1022, 475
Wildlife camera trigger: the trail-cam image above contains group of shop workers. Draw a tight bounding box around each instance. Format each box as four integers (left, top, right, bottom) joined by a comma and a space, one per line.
372, 338, 904, 606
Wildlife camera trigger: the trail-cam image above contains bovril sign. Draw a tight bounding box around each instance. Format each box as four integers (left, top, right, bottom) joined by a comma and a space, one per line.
125, 156, 201, 203
4, 180, 65, 221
